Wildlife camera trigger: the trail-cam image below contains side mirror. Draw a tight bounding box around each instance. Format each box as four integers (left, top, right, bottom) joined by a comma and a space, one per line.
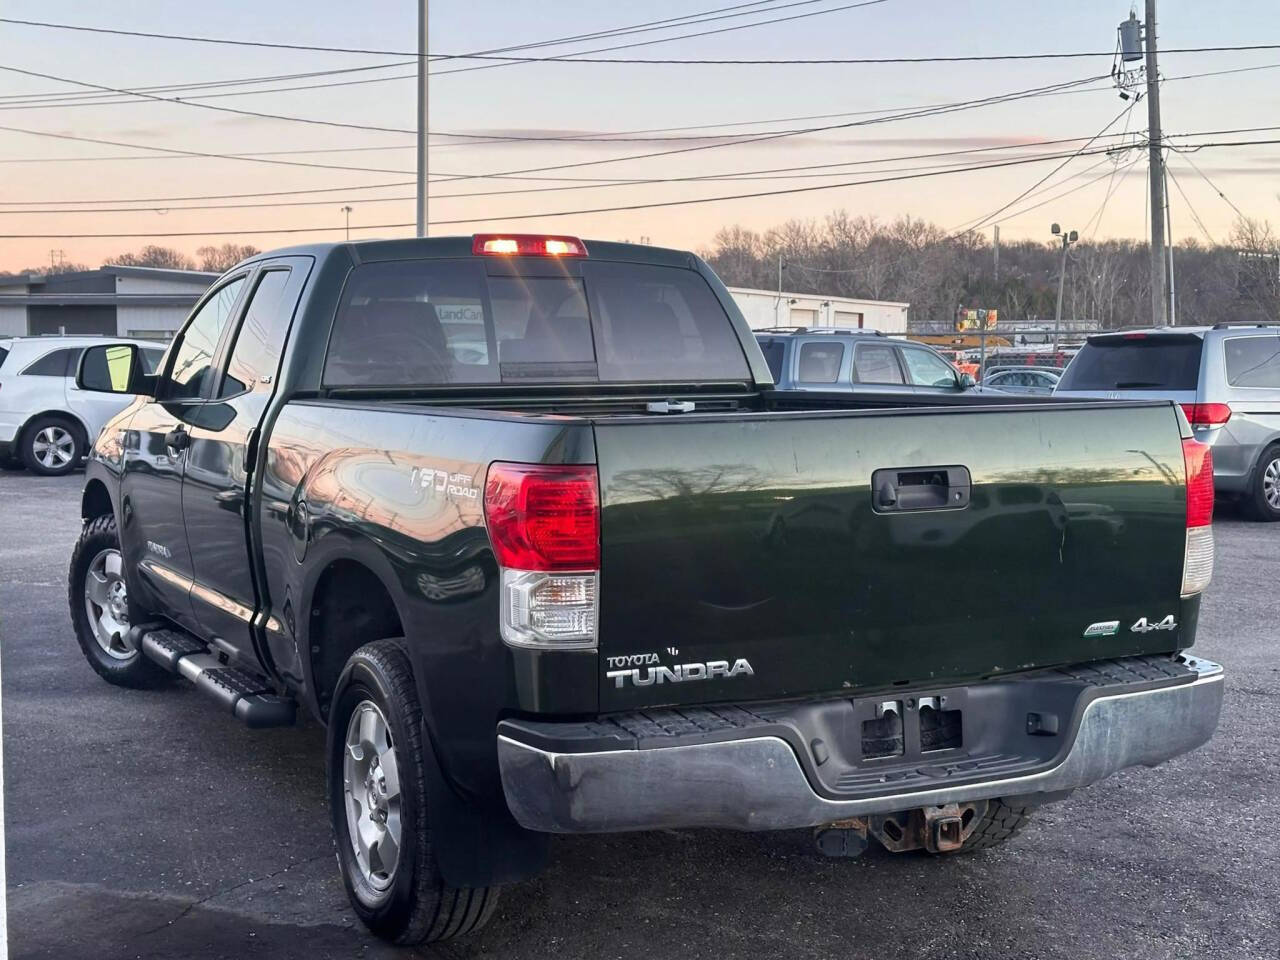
960, 372, 977, 388
76, 344, 154, 396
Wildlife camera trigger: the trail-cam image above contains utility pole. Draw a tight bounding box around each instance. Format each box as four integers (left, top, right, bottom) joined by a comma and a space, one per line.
415, 0, 429, 238
774, 254, 785, 325
1144, 0, 1166, 326
1164, 167, 1176, 323
993, 225, 1000, 281
1051, 223, 1077, 352
341, 205, 354, 241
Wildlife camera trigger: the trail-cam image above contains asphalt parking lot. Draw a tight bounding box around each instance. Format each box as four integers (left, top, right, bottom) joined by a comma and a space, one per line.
2, 471, 1277, 960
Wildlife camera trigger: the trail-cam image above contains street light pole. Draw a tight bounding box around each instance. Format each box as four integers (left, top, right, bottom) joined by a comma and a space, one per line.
415, 0, 429, 238
340, 205, 353, 241
1051, 223, 1077, 352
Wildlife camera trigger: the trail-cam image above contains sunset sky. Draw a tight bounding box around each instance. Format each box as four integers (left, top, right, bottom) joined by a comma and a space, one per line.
0, 0, 1277, 272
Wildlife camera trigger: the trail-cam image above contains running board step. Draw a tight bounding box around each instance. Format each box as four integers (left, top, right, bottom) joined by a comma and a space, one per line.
141, 629, 296, 729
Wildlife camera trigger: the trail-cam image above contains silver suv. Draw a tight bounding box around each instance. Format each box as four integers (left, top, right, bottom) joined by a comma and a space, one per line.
754, 328, 979, 396
0, 335, 165, 476
1054, 323, 1280, 520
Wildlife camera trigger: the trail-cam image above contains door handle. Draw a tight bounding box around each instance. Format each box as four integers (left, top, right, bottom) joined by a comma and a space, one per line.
164, 427, 190, 453
871, 465, 970, 513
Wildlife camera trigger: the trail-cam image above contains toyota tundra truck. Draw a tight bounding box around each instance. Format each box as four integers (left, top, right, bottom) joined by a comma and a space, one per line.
68, 234, 1224, 945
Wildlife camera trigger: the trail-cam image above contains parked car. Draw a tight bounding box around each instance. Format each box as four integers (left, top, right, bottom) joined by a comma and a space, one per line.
982, 366, 1062, 395
0, 335, 166, 475
68, 235, 1221, 945
754, 328, 981, 395
1054, 323, 1280, 520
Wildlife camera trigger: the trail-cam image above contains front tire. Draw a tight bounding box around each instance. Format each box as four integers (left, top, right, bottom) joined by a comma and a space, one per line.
1245, 443, 1280, 522
328, 640, 499, 944
68, 514, 166, 688
22, 414, 84, 476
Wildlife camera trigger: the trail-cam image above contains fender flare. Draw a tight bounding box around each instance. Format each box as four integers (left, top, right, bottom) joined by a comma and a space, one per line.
297, 527, 547, 887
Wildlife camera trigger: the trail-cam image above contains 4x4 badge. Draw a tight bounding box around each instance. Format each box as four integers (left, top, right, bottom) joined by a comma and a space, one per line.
1130, 615, 1177, 634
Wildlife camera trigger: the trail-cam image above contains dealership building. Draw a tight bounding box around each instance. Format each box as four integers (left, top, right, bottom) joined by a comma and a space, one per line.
0, 265, 219, 341
726, 286, 910, 334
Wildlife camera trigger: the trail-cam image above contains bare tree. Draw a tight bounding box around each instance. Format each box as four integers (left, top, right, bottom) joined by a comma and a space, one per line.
701, 208, 1278, 331
108, 245, 196, 270
197, 243, 261, 273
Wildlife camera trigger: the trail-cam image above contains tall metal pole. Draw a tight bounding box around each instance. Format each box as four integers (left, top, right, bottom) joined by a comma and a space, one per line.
415, 0, 429, 238
993, 225, 1000, 281
1054, 235, 1069, 352
1144, 0, 1166, 326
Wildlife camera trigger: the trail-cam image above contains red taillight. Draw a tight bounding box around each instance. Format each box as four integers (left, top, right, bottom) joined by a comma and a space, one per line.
472, 234, 588, 258
484, 463, 599, 571
1180, 402, 1232, 426
1183, 438, 1214, 527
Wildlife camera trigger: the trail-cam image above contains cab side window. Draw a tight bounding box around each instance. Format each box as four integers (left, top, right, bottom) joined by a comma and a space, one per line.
218, 269, 294, 398
165, 277, 246, 399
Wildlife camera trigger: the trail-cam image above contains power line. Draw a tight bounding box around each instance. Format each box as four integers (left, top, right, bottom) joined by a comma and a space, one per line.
2, 137, 1274, 239
0, 73, 1107, 188
1085, 102, 1138, 238
0, 4, 892, 64
0, 132, 1134, 207
8, 46, 1277, 115
1005, 153, 1142, 231
2, 16, 1276, 63
430, 75, 1110, 186
0, 151, 1096, 216
0, 142, 1150, 238
425, 1, 897, 79
1165, 165, 1215, 244
957, 101, 1136, 236
1173, 150, 1248, 221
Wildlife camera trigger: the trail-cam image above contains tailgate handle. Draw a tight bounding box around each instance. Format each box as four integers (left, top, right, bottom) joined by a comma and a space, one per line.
871, 466, 970, 513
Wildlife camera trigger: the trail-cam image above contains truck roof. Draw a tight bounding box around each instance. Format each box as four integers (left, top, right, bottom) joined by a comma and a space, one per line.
234, 236, 698, 271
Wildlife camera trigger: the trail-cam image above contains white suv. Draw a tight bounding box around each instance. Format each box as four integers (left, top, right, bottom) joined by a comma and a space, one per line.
0, 335, 166, 476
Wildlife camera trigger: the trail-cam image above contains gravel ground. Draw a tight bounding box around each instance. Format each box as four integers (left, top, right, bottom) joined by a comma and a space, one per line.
2, 471, 1276, 960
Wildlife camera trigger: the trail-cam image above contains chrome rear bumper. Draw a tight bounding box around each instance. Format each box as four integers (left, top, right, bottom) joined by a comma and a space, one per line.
498, 657, 1223, 833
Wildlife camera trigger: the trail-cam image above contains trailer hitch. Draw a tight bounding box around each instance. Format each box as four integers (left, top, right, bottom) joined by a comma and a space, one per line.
867, 801, 987, 854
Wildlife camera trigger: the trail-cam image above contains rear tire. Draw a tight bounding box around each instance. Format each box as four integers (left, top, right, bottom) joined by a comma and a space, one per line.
328, 640, 499, 944
956, 798, 1034, 852
22, 414, 84, 476
1245, 444, 1280, 522
68, 514, 167, 688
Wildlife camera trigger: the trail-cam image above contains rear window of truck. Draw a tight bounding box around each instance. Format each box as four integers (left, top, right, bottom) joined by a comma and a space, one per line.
324, 259, 751, 387
1057, 336, 1203, 390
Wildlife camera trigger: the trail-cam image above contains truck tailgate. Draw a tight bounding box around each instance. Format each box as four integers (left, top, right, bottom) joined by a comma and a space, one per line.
594, 402, 1190, 711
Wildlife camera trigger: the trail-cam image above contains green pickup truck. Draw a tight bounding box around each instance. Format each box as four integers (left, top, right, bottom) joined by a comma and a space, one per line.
69, 234, 1222, 944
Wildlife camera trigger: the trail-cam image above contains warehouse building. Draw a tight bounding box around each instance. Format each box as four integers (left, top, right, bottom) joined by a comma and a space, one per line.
727, 286, 910, 334
0, 265, 219, 341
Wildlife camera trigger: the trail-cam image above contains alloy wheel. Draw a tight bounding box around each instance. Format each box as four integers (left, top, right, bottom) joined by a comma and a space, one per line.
343, 700, 403, 891
32, 425, 75, 470
84, 548, 133, 659
1264, 457, 1280, 511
